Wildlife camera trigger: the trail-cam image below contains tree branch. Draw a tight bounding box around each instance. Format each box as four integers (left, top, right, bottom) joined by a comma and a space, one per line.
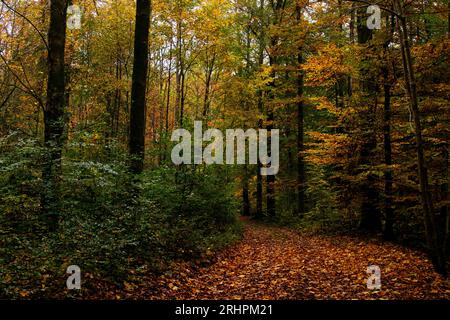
1, 0, 49, 51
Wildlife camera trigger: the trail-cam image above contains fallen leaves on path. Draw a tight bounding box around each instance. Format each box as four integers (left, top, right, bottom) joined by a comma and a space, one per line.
92, 220, 450, 300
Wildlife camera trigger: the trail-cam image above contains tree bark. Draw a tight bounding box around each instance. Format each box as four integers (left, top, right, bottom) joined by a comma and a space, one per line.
382, 14, 396, 240
129, 0, 151, 174
175, 8, 182, 127
383, 65, 394, 240
41, 0, 69, 231
166, 41, 173, 134
243, 163, 251, 216
255, 0, 265, 219
356, 5, 381, 232
448, 0, 450, 39
394, 0, 446, 275
296, 4, 305, 216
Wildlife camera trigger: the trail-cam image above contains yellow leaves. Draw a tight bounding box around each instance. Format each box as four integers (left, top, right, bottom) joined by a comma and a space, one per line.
306, 131, 351, 166
309, 96, 339, 115
19, 291, 29, 298
123, 281, 137, 291
254, 66, 275, 90
303, 44, 353, 88
168, 283, 179, 291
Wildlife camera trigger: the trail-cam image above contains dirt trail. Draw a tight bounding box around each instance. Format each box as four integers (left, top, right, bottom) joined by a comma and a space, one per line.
116, 220, 449, 299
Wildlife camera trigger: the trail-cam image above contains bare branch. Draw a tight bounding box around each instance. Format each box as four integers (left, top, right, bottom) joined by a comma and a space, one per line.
1, 0, 49, 51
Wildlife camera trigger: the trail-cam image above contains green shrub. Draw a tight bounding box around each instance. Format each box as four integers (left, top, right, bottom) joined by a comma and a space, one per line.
0, 133, 240, 298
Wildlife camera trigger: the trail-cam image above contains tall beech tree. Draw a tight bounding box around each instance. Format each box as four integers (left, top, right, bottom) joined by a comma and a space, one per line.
41, 0, 69, 230
382, 13, 396, 241
296, 1, 305, 216
129, 0, 151, 174
356, 5, 382, 232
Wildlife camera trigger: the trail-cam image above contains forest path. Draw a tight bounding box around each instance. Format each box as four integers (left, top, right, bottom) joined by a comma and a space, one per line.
140, 218, 449, 300
142, 221, 450, 299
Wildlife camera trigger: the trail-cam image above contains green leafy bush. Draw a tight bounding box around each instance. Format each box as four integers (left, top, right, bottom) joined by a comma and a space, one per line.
0, 133, 240, 298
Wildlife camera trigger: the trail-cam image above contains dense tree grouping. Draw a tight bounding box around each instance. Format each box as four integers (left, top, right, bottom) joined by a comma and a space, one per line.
0, 0, 448, 297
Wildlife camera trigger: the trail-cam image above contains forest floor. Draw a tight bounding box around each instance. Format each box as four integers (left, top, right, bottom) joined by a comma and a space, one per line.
91, 218, 450, 300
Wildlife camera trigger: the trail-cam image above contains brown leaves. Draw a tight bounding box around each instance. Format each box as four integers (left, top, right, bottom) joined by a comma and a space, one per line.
84, 221, 449, 300
141, 221, 449, 300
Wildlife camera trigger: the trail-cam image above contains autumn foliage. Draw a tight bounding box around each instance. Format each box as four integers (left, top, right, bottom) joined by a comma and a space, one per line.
0, 0, 449, 299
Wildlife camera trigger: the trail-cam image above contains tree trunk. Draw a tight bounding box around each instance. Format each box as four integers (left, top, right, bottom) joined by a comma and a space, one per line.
383, 65, 394, 240
180, 70, 185, 127
243, 163, 251, 216
266, 104, 275, 217
202, 48, 215, 119
394, 0, 446, 275
296, 4, 305, 216
356, 5, 381, 232
382, 14, 396, 240
166, 41, 173, 134
265, 0, 284, 218
129, 0, 151, 174
448, 0, 450, 39
256, 115, 264, 219
255, 0, 265, 219
266, 44, 276, 218
175, 9, 182, 127
41, 0, 69, 231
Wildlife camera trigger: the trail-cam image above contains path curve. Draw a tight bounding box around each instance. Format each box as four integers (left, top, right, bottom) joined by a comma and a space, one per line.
140, 220, 449, 300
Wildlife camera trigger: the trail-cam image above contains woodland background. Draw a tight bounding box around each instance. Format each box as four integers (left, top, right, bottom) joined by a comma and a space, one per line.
0, 0, 449, 299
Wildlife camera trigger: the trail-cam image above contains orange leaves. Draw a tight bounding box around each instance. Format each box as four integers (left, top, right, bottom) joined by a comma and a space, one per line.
303, 44, 352, 88
309, 96, 339, 115
79, 221, 450, 300
306, 131, 350, 166
135, 221, 450, 300
168, 283, 179, 291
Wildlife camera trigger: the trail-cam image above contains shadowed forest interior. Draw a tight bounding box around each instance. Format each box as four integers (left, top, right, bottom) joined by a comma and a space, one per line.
0, 0, 449, 299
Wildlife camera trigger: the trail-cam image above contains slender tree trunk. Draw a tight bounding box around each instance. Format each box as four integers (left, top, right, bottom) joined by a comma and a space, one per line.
438, 144, 448, 264
175, 9, 182, 127
242, 28, 251, 217
180, 70, 185, 127
296, 4, 305, 216
448, 0, 450, 39
359, 94, 382, 232
383, 66, 394, 240
243, 163, 250, 216
394, 0, 446, 275
129, 0, 151, 174
158, 49, 165, 164
266, 1, 281, 218
166, 41, 173, 133
112, 57, 121, 137
255, 0, 265, 219
202, 51, 215, 118
383, 14, 395, 240
256, 115, 264, 219
266, 101, 275, 217
41, 0, 69, 231
266, 45, 275, 216
356, 5, 381, 232
348, 2, 355, 96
